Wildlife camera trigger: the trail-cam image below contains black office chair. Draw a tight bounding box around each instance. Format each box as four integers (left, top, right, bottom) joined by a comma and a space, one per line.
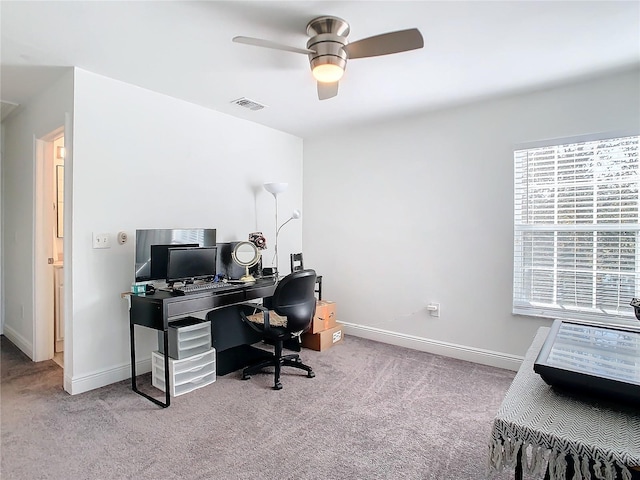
240, 269, 317, 390
290, 252, 322, 300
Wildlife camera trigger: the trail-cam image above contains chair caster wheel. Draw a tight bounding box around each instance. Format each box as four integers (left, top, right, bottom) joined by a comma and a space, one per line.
242, 375, 251, 380
273, 382, 283, 390
307, 371, 315, 378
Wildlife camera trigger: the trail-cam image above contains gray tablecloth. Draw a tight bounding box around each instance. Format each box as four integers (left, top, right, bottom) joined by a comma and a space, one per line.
488, 327, 640, 480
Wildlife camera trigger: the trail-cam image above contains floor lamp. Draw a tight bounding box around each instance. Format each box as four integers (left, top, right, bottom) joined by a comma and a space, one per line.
263, 182, 300, 275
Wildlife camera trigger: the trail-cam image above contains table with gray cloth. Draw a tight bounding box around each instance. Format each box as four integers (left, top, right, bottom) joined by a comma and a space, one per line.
488, 327, 640, 480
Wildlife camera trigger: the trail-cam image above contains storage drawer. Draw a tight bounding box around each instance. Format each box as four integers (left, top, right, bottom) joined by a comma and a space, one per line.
151, 349, 216, 397
158, 316, 211, 359
166, 296, 217, 318
161, 348, 215, 375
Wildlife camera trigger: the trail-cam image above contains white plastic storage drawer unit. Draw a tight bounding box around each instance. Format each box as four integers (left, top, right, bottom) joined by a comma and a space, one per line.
158, 316, 211, 359
151, 348, 216, 397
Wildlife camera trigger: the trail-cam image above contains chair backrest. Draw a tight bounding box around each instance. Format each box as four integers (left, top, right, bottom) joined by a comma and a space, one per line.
290, 252, 304, 273
271, 269, 317, 332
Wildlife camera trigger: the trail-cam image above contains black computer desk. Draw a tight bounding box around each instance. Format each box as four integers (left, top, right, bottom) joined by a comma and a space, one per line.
129, 277, 278, 408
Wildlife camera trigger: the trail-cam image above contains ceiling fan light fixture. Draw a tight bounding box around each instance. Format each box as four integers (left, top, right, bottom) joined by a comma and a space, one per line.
312, 63, 344, 83
233, 15, 424, 100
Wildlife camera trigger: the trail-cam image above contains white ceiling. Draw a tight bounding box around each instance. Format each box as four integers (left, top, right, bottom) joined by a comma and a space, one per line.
1, 1, 639, 138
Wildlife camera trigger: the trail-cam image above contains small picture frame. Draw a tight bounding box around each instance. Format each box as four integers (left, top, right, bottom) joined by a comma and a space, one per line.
249, 231, 267, 250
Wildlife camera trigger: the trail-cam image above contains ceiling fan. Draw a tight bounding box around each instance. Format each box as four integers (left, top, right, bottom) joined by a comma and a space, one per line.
233, 16, 424, 100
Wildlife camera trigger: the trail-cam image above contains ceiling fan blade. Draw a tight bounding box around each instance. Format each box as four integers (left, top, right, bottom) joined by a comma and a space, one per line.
317, 81, 338, 100
344, 28, 424, 59
232, 36, 315, 55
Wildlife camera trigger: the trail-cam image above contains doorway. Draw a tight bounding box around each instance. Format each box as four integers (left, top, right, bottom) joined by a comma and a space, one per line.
52, 135, 65, 365
34, 127, 64, 368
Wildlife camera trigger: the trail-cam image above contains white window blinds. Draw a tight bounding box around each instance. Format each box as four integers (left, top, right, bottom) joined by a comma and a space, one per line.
513, 134, 640, 326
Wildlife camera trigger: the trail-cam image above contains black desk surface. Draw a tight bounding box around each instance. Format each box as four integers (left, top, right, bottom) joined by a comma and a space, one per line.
129, 278, 278, 331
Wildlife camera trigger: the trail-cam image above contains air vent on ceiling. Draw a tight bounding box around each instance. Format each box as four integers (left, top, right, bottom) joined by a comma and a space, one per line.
230, 97, 267, 111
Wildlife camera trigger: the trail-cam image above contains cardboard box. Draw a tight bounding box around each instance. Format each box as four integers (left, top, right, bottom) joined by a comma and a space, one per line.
302, 323, 344, 351
310, 300, 337, 334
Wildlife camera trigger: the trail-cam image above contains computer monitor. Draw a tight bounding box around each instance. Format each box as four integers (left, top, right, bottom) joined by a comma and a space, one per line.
150, 243, 198, 281
134, 228, 216, 282
166, 246, 217, 285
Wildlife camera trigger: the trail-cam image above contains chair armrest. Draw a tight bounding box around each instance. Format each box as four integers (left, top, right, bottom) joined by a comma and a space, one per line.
238, 302, 272, 332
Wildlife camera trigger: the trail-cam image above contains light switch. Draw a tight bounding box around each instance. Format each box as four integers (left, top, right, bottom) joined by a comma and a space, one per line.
93, 233, 111, 249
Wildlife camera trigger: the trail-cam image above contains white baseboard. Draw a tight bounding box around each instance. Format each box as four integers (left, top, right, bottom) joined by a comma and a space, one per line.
67, 357, 152, 395
342, 323, 523, 371
3, 325, 33, 359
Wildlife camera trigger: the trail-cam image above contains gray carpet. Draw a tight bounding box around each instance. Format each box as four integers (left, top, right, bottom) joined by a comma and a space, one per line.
1, 334, 516, 479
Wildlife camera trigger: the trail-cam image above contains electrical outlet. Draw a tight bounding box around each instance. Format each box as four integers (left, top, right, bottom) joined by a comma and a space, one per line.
427, 303, 440, 317
93, 233, 111, 249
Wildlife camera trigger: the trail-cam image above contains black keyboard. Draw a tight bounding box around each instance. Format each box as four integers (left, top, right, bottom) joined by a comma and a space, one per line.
173, 282, 241, 295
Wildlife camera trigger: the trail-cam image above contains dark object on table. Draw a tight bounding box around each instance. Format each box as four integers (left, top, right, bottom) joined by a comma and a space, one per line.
631, 298, 640, 322
534, 319, 640, 406
261, 267, 277, 277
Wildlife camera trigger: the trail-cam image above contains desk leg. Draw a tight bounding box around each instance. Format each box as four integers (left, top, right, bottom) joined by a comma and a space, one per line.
130, 322, 137, 390
129, 323, 171, 408
162, 331, 170, 407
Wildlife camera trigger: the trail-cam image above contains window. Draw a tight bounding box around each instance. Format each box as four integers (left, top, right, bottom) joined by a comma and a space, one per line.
513, 133, 639, 326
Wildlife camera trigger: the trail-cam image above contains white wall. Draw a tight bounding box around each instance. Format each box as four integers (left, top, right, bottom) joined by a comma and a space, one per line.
303, 68, 640, 369
2, 71, 74, 356
69, 69, 302, 393
1, 123, 4, 335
